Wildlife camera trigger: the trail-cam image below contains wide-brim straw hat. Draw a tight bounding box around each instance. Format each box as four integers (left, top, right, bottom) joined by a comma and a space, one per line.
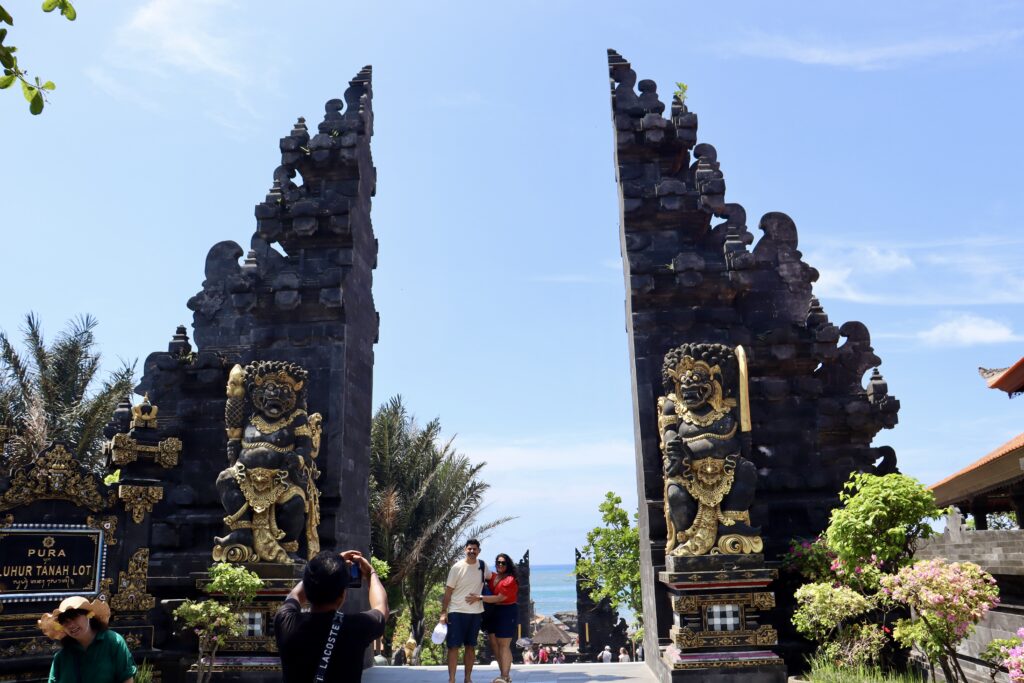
38, 596, 111, 640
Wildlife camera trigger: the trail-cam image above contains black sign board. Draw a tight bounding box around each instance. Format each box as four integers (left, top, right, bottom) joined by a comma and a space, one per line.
0, 526, 105, 602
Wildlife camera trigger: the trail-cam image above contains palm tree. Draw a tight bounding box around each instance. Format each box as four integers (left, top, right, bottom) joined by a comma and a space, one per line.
370, 396, 511, 661
0, 313, 134, 475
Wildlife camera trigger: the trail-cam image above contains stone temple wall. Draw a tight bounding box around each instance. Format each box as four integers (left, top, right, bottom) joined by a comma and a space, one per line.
915, 522, 1024, 683
606, 50, 900, 673
110, 67, 379, 651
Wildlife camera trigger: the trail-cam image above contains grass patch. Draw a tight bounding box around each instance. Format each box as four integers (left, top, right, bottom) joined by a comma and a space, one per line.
805, 655, 926, 683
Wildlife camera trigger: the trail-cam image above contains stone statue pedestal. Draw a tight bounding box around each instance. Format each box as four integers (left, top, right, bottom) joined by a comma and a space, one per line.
184, 562, 303, 679
657, 555, 786, 682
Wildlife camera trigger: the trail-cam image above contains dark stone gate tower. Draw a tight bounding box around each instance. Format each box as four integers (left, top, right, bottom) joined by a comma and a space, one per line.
102, 66, 380, 672
607, 51, 900, 680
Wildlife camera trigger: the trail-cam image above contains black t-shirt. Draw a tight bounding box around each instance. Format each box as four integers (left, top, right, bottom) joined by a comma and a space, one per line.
275, 598, 385, 683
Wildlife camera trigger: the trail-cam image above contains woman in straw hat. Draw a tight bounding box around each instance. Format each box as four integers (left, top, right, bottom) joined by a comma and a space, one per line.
38, 595, 137, 683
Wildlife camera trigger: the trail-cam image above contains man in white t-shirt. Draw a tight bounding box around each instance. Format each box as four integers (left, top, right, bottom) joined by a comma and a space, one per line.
599, 645, 612, 663
440, 539, 491, 683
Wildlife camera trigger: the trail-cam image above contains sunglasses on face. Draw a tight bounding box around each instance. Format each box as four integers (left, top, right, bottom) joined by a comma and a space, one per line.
495, 560, 507, 566
57, 611, 85, 625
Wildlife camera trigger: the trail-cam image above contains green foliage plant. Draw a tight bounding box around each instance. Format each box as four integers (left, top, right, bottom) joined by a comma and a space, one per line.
826, 473, 948, 570
783, 536, 837, 583
793, 582, 874, 647
575, 491, 642, 627
173, 563, 265, 683
790, 473, 953, 675
133, 660, 154, 683
0, 313, 135, 475
965, 512, 1018, 530
980, 637, 1016, 682
207, 562, 263, 608
880, 558, 999, 683
1002, 628, 1024, 682
805, 652, 926, 682
0, 1, 76, 114
673, 82, 688, 103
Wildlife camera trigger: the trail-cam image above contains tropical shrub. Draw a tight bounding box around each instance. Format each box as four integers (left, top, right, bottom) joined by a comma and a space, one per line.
794, 582, 886, 665
1004, 628, 1024, 682
826, 473, 947, 570
881, 559, 999, 682
173, 563, 264, 683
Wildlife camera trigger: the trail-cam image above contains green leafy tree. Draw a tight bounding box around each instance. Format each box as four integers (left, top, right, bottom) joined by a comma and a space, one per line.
369, 396, 511, 661
173, 563, 264, 683
826, 472, 948, 570
0, 1, 76, 114
0, 313, 134, 475
575, 491, 642, 626
966, 512, 1018, 530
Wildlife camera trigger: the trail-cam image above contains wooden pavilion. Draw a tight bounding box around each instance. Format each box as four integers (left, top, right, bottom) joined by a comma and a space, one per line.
929, 356, 1024, 528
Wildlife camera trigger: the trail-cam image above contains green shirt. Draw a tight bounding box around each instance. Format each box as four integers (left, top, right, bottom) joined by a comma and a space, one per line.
48, 629, 137, 683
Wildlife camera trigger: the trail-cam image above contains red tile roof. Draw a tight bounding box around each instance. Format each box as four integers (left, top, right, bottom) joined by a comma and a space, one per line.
985, 356, 1024, 393
930, 432, 1024, 506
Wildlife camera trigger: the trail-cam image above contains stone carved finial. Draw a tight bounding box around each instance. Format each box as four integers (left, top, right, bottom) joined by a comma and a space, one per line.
167, 325, 192, 357
214, 360, 323, 564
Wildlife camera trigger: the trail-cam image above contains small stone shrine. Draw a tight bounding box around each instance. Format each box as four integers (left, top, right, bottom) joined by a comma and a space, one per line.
607, 50, 900, 681
575, 548, 629, 660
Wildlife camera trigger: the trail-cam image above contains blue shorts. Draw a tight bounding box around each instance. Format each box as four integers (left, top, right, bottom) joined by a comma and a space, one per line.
446, 612, 482, 648
482, 603, 517, 639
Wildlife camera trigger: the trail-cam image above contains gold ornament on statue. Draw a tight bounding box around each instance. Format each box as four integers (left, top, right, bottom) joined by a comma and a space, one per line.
658, 343, 761, 556
213, 360, 323, 563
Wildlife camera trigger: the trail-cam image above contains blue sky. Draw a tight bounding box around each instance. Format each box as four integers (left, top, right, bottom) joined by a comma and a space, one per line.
2, 1, 1022, 565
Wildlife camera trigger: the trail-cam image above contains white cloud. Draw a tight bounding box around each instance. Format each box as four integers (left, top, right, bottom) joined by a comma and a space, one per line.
116, 0, 245, 80
86, 1, 276, 130
733, 30, 1024, 70
917, 314, 1022, 347
809, 245, 913, 304
806, 238, 1024, 306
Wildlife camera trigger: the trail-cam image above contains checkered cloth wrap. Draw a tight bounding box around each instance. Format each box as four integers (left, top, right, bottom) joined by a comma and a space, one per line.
706, 604, 741, 632
241, 610, 264, 636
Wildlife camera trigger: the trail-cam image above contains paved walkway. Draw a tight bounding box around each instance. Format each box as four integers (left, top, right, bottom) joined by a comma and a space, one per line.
364, 662, 657, 683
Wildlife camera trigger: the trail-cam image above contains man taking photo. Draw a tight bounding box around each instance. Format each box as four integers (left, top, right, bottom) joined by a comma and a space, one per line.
440, 539, 490, 683
275, 549, 388, 682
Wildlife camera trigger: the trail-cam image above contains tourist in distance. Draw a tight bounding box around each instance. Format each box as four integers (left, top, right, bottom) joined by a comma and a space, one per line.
440, 539, 491, 683
618, 646, 631, 662
523, 647, 536, 664
275, 549, 388, 682
468, 552, 519, 683
393, 637, 415, 665
37, 596, 137, 683
599, 645, 613, 663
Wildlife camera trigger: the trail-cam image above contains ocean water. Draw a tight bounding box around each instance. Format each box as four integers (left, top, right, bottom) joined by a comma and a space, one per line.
529, 564, 577, 619
529, 564, 634, 626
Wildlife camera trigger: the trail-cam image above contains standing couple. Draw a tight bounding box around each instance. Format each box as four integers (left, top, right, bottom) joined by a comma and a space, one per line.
440, 539, 519, 683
